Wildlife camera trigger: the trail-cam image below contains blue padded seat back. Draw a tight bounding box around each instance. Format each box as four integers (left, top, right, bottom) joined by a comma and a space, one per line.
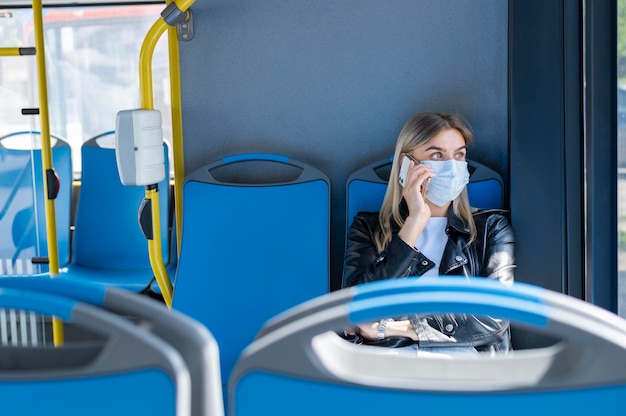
0, 370, 178, 415
0, 286, 189, 415
465, 159, 504, 210
72, 132, 169, 269
0, 276, 224, 416
0, 132, 72, 272
346, 157, 503, 227
230, 279, 626, 416
173, 153, 330, 390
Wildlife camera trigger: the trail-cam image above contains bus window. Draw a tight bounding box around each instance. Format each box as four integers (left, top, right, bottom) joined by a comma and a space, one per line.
618, 0, 626, 318
0, 4, 170, 177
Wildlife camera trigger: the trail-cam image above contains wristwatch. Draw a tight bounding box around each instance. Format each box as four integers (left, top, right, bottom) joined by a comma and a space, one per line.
377, 318, 391, 340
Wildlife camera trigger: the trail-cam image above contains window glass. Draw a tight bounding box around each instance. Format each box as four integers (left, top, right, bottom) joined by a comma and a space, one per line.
0, 4, 170, 175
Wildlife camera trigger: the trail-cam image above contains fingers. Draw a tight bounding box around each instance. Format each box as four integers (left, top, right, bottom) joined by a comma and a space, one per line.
356, 322, 379, 340
404, 163, 434, 195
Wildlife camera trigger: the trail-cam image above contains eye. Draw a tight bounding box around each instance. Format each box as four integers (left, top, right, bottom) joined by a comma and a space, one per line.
431, 152, 443, 160
455, 151, 466, 160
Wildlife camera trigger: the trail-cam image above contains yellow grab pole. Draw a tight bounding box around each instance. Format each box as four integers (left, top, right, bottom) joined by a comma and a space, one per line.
33, 0, 58, 274
137, 0, 196, 307
139, 0, 195, 107
146, 187, 173, 306
0, 47, 36, 56
33, 0, 64, 345
139, 19, 171, 307
138, 0, 196, 307
139, 20, 165, 110
164, 0, 195, 261
166, 0, 186, 257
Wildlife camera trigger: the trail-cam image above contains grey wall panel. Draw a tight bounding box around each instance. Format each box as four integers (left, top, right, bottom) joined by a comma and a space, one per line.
509, 0, 590, 297
179, 1, 508, 291
509, 1, 567, 293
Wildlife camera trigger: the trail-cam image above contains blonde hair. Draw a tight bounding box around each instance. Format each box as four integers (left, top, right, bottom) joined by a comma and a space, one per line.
374, 112, 476, 253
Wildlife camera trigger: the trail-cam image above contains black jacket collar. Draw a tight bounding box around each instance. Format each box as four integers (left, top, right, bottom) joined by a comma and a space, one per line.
446, 206, 471, 235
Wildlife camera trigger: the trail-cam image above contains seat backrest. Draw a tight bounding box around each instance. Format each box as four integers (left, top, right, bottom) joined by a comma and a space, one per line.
346, 156, 504, 228
172, 153, 330, 398
0, 275, 224, 416
0, 131, 72, 274
72, 131, 169, 270
230, 278, 626, 416
0, 285, 191, 415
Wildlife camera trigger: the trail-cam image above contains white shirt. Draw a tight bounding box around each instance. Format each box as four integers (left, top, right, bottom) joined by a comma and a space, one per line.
414, 217, 448, 277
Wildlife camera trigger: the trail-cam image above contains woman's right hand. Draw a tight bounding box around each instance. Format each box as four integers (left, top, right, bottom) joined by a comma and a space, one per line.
398, 158, 434, 246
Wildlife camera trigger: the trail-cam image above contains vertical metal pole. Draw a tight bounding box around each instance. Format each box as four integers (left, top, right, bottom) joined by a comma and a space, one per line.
167, 0, 186, 258
33, 0, 64, 345
137, 0, 195, 308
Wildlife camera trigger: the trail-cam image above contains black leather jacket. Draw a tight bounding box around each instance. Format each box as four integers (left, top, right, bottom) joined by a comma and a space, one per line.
342, 207, 516, 352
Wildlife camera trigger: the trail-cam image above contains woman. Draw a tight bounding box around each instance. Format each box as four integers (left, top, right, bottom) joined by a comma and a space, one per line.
342, 111, 515, 355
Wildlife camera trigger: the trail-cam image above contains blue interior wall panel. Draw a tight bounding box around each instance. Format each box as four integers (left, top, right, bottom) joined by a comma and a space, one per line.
179, 1, 508, 291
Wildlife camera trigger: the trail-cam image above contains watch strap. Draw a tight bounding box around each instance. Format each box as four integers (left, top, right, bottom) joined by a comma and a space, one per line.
377, 318, 391, 340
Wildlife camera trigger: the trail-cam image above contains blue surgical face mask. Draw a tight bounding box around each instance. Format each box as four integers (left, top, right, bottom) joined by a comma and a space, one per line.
419, 159, 469, 207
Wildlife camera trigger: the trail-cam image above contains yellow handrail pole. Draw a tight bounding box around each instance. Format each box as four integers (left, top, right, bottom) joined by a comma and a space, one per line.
138, 0, 195, 308
146, 185, 173, 308
140, 0, 195, 107
139, 0, 195, 107
164, 0, 194, 259
139, 17, 171, 307
0, 47, 36, 57
166, 0, 186, 257
33, 0, 64, 345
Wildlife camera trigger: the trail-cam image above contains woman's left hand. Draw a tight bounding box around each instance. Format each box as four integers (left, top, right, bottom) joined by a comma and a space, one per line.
356, 319, 419, 341
356, 321, 380, 341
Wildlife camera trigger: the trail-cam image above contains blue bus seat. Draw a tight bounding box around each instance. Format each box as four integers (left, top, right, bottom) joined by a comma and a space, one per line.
172, 153, 330, 398
0, 285, 191, 415
0, 275, 223, 416
230, 278, 626, 416
346, 156, 504, 229
0, 131, 72, 275
60, 131, 171, 291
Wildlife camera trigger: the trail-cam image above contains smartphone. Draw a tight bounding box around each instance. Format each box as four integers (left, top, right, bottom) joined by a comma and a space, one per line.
398, 154, 413, 187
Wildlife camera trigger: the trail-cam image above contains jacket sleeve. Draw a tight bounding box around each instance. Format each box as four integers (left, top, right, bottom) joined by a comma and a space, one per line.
342, 213, 433, 288
480, 212, 516, 286
409, 313, 510, 348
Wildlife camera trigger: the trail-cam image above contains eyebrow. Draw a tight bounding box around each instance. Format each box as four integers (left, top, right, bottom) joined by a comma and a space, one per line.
423, 145, 467, 152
